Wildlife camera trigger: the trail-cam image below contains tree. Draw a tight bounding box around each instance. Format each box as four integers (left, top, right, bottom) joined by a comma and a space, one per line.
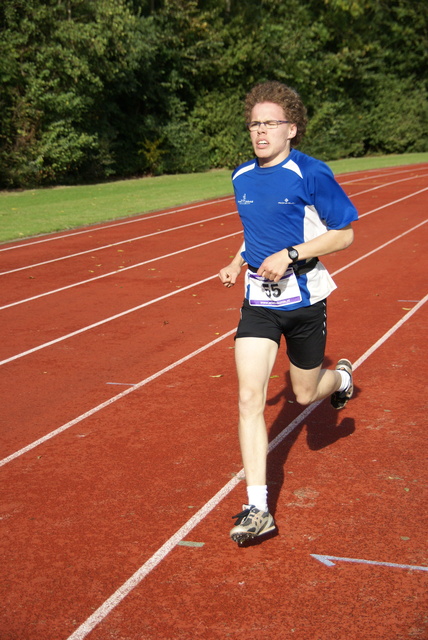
0, 0, 157, 186
0, 0, 426, 187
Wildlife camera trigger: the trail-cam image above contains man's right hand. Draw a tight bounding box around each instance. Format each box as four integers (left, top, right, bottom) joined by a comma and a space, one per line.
218, 263, 242, 288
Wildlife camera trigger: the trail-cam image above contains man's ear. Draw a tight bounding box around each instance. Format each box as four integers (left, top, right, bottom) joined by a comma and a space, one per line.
288, 123, 297, 140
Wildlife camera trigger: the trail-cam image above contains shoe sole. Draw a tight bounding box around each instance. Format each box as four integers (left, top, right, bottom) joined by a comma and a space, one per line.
230, 522, 276, 545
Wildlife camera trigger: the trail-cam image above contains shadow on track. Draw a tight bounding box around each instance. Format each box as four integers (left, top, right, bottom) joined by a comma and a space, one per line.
265, 358, 360, 519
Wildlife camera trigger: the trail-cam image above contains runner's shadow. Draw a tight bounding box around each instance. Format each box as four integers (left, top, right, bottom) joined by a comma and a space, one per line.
265, 361, 359, 517
306, 415, 355, 451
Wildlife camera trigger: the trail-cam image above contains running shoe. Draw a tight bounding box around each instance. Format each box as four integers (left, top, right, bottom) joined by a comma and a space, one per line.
331, 358, 353, 410
230, 504, 276, 544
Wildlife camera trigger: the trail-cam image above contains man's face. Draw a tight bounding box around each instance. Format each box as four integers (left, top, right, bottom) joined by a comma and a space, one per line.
249, 102, 297, 168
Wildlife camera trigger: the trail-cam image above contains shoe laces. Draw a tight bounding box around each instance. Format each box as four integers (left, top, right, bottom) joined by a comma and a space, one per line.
231, 507, 252, 525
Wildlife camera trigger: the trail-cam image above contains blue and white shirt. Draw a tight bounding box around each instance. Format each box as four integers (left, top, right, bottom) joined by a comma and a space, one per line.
232, 148, 358, 310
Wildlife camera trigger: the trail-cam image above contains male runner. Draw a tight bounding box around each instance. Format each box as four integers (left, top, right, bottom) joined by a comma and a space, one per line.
218, 81, 358, 545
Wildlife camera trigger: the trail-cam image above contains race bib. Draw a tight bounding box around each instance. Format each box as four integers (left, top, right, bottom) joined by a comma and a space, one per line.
246, 268, 302, 307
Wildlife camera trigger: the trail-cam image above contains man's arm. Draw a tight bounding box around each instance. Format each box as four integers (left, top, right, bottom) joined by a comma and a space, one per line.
258, 225, 354, 282
218, 241, 246, 288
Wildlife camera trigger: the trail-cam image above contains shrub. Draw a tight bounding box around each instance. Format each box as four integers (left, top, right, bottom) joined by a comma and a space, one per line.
300, 100, 365, 161
365, 76, 428, 154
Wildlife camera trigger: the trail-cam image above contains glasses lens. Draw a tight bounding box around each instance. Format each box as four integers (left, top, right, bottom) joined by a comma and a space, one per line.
247, 121, 281, 131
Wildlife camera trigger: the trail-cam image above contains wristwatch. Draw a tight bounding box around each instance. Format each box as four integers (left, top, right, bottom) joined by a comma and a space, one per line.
287, 246, 299, 263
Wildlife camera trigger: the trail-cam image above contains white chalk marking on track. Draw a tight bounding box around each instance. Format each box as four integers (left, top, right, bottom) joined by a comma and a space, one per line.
0, 197, 235, 253
64, 293, 428, 640
105, 382, 136, 387
0, 211, 236, 275
0, 329, 236, 469
311, 554, 428, 571
0, 231, 242, 310
1, 219, 424, 366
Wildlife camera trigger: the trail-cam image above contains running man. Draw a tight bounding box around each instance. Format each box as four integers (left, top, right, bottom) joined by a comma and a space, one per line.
218, 81, 358, 545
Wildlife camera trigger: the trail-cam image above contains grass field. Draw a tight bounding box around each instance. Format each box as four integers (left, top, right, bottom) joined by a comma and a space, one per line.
0, 152, 427, 243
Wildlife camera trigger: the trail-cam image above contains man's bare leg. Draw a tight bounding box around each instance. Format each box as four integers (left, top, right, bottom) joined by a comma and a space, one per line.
289, 361, 352, 407
230, 337, 278, 543
234, 337, 278, 486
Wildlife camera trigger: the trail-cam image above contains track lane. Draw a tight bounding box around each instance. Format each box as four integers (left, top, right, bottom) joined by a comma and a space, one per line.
0, 272, 243, 457
0, 229, 241, 311
0, 229, 243, 357
0, 199, 237, 273
1, 180, 426, 359
1, 290, 425, 640
1, 165, 426, 284
0, 166, 427, 640
66, 298, 428, 640
0, 216, 425, 458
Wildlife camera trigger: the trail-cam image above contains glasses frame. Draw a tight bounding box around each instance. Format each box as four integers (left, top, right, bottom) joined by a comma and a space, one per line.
246, 119, 290, 131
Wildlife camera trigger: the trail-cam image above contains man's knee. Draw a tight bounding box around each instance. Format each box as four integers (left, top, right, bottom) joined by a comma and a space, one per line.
290, 363, 323, 406
293, 384, 317, 406
238, 386, 266, 416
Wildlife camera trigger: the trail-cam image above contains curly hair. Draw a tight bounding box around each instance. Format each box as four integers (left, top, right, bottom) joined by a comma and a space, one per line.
244, 81, 307, 146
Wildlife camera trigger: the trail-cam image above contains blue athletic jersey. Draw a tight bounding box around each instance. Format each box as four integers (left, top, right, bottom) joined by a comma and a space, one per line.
232, 148, 358, 310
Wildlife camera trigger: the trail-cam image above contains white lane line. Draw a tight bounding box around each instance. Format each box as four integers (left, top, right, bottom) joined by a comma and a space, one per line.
0, 329, 236, 469
357, 187, 428, 217
350, 174, 428, 198
0, 231, 242, 310
0, 183, 428, 310
0, 197, 235, 253
0, 211, 236, 275
332, 219, 427, 277
0, 274, 218, 366
3, 165, 423, 254
270, 294, 427, 453
64, 294, 428, 640
2, 173, 427, 275
1, 219, 424, 366
339, 165, 428, 184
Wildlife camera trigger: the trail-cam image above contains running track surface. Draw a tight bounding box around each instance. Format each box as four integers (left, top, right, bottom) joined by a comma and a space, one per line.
1, 164, 427, 640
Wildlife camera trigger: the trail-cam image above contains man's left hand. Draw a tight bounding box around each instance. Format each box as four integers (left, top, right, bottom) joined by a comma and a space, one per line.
257, 249, 291, 282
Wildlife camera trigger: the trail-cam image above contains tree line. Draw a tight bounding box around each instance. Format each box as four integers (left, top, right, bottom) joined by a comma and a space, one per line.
0, 0, 427, 188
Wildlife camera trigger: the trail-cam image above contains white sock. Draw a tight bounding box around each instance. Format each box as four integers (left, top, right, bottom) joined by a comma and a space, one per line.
247, 485, 268, 512
338, 369, 351, 392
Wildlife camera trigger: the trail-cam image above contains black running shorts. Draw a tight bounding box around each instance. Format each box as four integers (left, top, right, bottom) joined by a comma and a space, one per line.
235, 298, 327, 370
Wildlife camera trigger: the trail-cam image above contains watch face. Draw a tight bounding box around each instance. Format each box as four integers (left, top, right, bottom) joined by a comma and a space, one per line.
288, 248, 299, 261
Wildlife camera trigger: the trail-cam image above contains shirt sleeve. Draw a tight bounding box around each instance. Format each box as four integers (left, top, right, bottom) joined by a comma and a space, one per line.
307, 162, 359, 230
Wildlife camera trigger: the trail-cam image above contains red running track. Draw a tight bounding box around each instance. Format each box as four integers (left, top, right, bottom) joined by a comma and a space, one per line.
0, 164, 427, 640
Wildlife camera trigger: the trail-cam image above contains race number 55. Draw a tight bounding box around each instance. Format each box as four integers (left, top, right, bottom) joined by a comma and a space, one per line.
262, 283, 281, 298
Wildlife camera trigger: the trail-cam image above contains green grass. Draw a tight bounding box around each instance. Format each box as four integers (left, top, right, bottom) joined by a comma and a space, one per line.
0, 152, 427, 243
326, 153, 428, 174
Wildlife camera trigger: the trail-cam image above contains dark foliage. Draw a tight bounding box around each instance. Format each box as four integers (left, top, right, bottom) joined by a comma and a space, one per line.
0, 0, 426, 187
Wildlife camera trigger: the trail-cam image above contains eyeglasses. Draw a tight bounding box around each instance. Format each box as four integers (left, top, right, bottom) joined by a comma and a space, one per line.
246, 120, 290, 131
